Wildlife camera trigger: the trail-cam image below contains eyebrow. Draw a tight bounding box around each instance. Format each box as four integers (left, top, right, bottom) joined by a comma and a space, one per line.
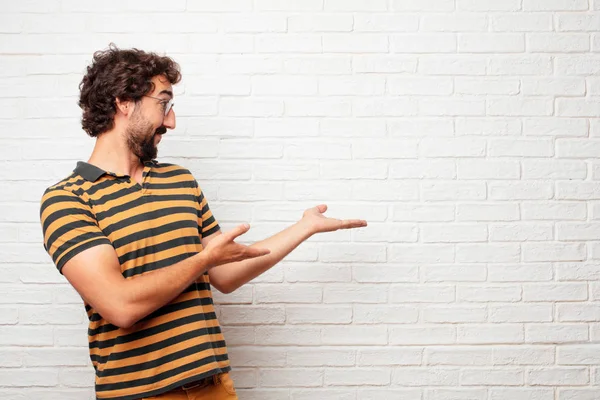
159, 90, 173, 98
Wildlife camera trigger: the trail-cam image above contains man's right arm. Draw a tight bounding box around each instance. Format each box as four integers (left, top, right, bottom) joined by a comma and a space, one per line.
62, 223, 268, 329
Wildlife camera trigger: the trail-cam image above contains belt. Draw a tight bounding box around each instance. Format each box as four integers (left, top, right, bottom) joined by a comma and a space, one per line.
180, 375, 218, 391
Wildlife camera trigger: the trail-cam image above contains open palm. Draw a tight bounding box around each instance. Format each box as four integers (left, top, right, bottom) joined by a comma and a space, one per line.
302, 204, 367, 234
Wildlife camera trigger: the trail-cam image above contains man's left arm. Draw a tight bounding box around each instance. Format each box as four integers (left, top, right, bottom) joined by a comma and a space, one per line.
202, 204, 367, 293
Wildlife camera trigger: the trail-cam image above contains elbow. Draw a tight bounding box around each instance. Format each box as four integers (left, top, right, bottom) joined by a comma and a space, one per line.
101, 304, 137, 329
216, 284, 235, 295
212, 279, 238, 295
112, 316, 136, 329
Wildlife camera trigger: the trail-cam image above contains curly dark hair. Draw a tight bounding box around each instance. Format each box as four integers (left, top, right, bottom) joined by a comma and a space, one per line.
78, 44, 181, 137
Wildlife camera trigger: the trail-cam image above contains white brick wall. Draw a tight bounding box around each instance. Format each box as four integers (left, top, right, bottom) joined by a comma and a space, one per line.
1, 1, 599, 399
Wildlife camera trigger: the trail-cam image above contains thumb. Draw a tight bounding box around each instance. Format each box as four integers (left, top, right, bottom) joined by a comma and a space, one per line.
227, 223, 251, 241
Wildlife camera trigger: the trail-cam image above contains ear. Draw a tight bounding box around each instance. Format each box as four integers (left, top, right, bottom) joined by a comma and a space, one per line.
115, 98, 134, 117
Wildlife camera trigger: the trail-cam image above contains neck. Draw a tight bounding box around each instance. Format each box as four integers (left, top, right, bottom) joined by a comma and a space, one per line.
87, 129, 143, 177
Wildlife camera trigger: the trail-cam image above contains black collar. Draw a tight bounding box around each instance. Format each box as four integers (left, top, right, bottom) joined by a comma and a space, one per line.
74, 160, 156, 182
74, 161, 107, 182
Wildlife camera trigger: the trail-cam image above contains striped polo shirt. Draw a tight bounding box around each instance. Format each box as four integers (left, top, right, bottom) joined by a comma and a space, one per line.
39, 160, 229, 400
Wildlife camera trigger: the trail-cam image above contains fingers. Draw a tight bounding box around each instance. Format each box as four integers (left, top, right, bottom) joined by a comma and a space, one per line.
340, 219, 368, 229
225, 223, 251, 241
317, 204, 328, 213
245, 247, 271, 258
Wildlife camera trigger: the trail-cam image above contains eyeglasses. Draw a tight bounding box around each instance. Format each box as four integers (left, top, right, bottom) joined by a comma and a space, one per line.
144, 95, 174, 116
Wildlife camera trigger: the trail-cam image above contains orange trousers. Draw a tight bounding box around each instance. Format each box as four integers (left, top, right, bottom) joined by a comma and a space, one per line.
142, 373, 238, 400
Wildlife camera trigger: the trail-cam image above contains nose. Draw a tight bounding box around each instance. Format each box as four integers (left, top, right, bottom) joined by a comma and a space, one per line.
163, 108, 176, 130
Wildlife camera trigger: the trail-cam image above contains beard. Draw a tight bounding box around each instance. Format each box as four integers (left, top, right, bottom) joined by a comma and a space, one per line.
125, 112, 166, 163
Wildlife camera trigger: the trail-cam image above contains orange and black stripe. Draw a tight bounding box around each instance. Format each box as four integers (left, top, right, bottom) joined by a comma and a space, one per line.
40, 160, 228, 400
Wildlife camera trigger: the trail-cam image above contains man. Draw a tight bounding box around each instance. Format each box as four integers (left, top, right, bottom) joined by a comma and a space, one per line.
39, 45, 367, 400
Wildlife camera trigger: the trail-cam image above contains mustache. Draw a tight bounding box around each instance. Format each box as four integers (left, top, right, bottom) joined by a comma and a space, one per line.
155, 127, 167, 136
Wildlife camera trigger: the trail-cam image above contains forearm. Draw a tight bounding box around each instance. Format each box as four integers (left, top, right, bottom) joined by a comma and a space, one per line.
118, 251, 212, 327
209, 219, 314, 293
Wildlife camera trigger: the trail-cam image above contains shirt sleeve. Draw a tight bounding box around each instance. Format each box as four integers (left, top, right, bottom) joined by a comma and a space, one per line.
192, 180, 220, 238
40, 188, 112, 274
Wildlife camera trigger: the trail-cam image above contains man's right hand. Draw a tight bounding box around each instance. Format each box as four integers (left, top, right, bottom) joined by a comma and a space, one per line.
201, 224, 270, 268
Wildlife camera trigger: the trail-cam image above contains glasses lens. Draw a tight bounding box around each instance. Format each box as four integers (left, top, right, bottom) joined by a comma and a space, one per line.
165, 99, 174, 116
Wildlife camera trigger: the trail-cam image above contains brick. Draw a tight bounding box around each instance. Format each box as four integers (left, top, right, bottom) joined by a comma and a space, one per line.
522, 160, 587, 179
391, 325, 456, 345
557, 182, 600, 200
419, 55, 487, 75
393, 368, 460, 386
423, 265, 486, 282
288, 14, 353, 32
459, 34, 525, 53
524, 0, 588, 11
287, 349, 354, 366
252, 76, 317, 96
353, 55, 417, 73
391, 34, 457, 53
458, 325, 524, 344
392, 0, 455, 11
457, 244, 520, 263
461, 368, 523, 386
488, 264, 553, 282
487, 98, 553, 117
421, 14, 487, 32
320, 76, 385, 95
526, 324, 589, 343
324, 0, 387, 11
423, 306, 487, 323
457, 203, 519, 221
521, 202, 587, 220
489, 223, 553, 241
557, 98, 600, 117
523, 118, 588, 137
491, 389, 554, 400
388, 77, 453, 95
323, 34, 389, 53
256, 0, 322, 10
489, 182, 553, 200
257, 34, 321, 53
326, 368, 390, 386
219, 306, 285, 325
322, 326, 388, 345
491, 14, 553, 31
557, 14, 600, 31
426, 347, 492, 366
527, 368, 589, 385
359, 348, 422, 366
489, 304, 553, 323
457, 160, 519, 179
558, 345, 600, 365
422, 223, 488, 243
558, 304, 600, 322
493, 346, 555, 365
557, 262, 600, 280
489, 55, 554, 75
455, 78, 520, 95
354, 305, 419, 324
457, 285, 521, 302
522, 78, 586, 96
528, 34, 590, 52
324, 285, 388, 303
320, 118, 386, 138
523, 283, 588, 302
458, 0, 521, 11
523, 243, 586, 262
255, 326, 319, 346
260, 369, 323, 387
